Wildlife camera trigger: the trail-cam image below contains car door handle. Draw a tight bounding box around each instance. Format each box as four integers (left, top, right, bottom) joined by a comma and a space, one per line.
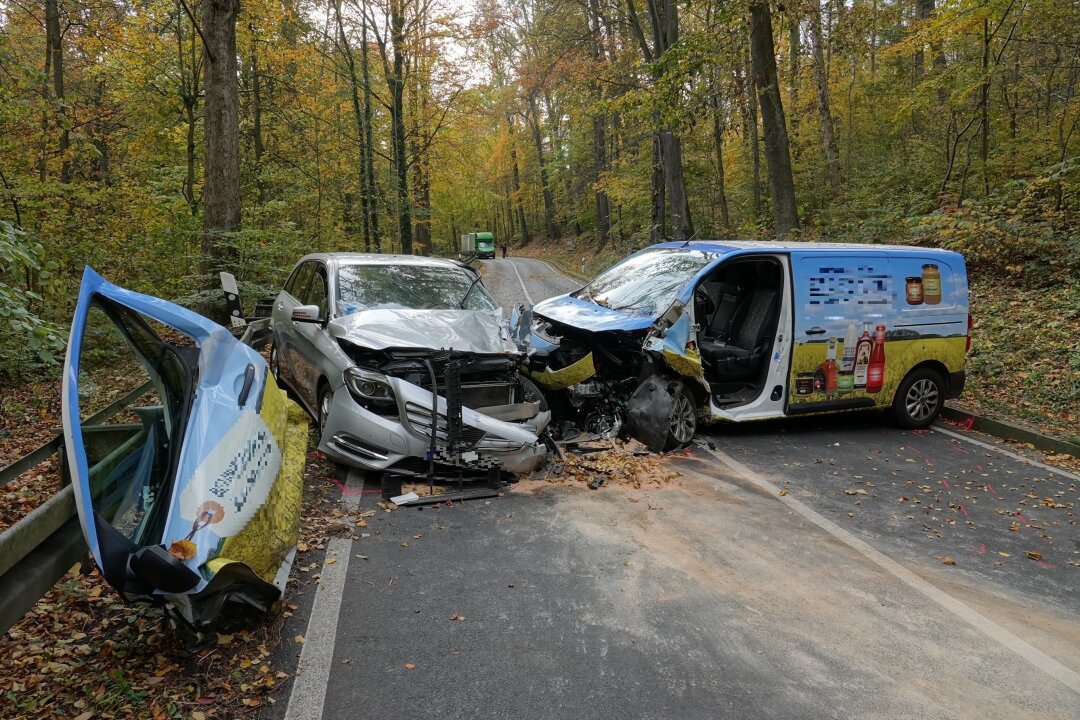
238, 363, 256, 407
805, 326, 827, 336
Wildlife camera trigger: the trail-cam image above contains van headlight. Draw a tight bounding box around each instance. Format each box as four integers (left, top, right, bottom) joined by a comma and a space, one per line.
344, 367, 396, 406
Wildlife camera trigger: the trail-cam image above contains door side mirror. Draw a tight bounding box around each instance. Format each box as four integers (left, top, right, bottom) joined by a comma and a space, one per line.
291, 304, 322, 323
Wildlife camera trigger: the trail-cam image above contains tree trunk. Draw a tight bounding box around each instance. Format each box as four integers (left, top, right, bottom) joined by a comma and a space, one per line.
89, 79, 109, 182
587, 0, 610, 247
660, 130, 694, 239
249, 22, 266, 204
527, 94, 559, 241
809, 1, 841, 193
650, 126, 666, 242
736, 58, 762, 216
626, 0, 693, 241
711, 103, 731, 229
361, 13, 379, 252
45, 0, 70, 183
388, 2, 411, 254
913, 0, 933, 81
750, 0, 799, 237
593, 114, 611, 247
507, 118, 529, 244
180, 8, 200, 216
184, 97, 198, 215
201, 0, 242, 283
788, 11, 800, 136
980, 17, 990, 196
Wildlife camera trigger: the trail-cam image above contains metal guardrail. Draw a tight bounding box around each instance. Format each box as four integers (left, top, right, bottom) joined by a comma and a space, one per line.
0, 317, 272, 634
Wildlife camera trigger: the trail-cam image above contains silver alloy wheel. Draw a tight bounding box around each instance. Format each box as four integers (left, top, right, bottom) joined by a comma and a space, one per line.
905, 378, 940, 422
670, 390, 696, 444
270, 346, 280, 380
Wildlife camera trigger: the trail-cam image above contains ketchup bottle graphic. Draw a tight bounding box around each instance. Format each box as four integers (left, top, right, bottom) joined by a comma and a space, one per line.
865, 325, 887, 394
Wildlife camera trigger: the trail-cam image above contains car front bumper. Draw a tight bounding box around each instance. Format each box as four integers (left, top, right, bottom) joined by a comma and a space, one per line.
318, 376, 550, 476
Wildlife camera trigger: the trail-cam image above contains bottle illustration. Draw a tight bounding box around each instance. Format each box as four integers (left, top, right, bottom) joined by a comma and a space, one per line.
819, 338, 838, 393
853, 324, 873, 389
841, 323, 857, 372
865, 325, 887, 394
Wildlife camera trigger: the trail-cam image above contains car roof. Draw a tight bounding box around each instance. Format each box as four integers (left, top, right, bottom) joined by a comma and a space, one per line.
649, 240, 958, 256
295, 252, 471, 270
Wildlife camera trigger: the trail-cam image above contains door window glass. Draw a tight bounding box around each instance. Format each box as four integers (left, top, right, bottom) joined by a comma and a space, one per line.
305, 268, 328, 319
288, 262, 315, 301
77, 298, 192, 544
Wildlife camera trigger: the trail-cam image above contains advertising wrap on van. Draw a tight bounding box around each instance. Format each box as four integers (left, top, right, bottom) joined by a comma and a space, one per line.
787, 251, 969, 410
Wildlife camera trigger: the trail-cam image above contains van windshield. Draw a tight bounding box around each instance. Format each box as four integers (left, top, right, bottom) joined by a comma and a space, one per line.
575, 248, 717, 317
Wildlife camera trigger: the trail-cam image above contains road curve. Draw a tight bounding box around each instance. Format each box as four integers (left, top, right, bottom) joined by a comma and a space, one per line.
479, 257, 582, 313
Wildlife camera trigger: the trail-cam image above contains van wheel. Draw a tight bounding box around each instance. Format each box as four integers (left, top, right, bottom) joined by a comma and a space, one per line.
892, 368, 944, 429
665, 380, 698, 451
517, 376, 550, 412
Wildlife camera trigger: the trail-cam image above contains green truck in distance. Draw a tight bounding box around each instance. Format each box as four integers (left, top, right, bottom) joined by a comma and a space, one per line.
461, 232, 496, 259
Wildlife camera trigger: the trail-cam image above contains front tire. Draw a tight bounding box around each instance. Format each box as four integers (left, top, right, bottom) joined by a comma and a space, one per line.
664, 380, 698, 451
891, 368, 944, 429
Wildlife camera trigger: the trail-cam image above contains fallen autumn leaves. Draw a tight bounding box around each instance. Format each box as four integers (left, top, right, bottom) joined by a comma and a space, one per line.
0, 435, 351, 720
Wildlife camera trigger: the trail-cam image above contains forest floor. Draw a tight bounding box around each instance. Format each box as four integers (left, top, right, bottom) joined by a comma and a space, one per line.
510, 236, 1080, 450
0, 442, 358, 720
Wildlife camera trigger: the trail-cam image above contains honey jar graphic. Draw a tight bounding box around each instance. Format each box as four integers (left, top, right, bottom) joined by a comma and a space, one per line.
922, 264, 942, 305
905, 276, 924, 305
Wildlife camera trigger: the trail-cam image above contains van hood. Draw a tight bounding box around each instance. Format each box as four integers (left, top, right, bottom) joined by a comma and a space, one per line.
328, 308, 519, 355
532, 294, 656, 333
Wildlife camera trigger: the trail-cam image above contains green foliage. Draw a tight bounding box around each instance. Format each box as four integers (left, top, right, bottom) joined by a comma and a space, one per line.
0, 222, 66, 378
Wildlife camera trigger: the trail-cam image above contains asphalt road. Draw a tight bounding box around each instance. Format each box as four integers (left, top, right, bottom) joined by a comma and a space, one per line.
268, 258, 1080, 720
477, 257, 582, 312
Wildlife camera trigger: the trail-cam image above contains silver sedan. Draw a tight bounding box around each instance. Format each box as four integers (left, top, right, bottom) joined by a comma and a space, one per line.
270, 253, 550, 478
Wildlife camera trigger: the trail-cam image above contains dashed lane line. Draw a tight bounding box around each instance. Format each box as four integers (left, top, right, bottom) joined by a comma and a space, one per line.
696, 441, 1080, 697
506, 258, 535, 305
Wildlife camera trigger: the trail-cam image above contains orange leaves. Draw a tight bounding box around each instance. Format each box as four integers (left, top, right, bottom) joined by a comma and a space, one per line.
167, 539, 197, 560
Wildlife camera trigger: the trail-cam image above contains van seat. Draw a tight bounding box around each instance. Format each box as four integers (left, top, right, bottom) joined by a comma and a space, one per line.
701, 286, 778, 379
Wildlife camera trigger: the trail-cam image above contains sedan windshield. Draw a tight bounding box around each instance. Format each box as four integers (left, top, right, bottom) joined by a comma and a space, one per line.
576, 248, 717, 316
336, 263, 497, 313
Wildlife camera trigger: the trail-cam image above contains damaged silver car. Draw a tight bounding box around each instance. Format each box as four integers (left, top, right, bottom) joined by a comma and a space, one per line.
270, 253, 550, 485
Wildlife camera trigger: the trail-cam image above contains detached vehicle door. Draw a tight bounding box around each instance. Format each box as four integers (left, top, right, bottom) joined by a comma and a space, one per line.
62, 267, 305, 628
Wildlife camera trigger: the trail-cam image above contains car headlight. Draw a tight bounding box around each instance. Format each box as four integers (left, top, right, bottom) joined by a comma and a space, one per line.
344, 367, 396, 406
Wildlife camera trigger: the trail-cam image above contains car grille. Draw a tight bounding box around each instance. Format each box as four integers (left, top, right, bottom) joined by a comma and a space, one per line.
404, 403, 486, 448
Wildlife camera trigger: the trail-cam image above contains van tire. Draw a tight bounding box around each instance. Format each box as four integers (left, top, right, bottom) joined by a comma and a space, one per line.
891, 368, 944, 429
664, 380, 698, 451
517, 376, 550, 412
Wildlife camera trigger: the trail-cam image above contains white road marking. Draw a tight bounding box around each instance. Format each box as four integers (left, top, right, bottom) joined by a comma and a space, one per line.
932, 424, 1080, 481
284, 470, 363, 720
530, 257, 587, 286
696, 441, 1080, 696
506, 258, 535, 305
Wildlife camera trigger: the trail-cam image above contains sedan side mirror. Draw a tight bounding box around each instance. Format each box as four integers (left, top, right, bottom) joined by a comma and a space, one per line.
292, 304, 322, 323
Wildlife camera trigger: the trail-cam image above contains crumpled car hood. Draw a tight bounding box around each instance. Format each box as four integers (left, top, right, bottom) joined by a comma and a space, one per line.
533, 294, 656, 332
329, 309, 518, 354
